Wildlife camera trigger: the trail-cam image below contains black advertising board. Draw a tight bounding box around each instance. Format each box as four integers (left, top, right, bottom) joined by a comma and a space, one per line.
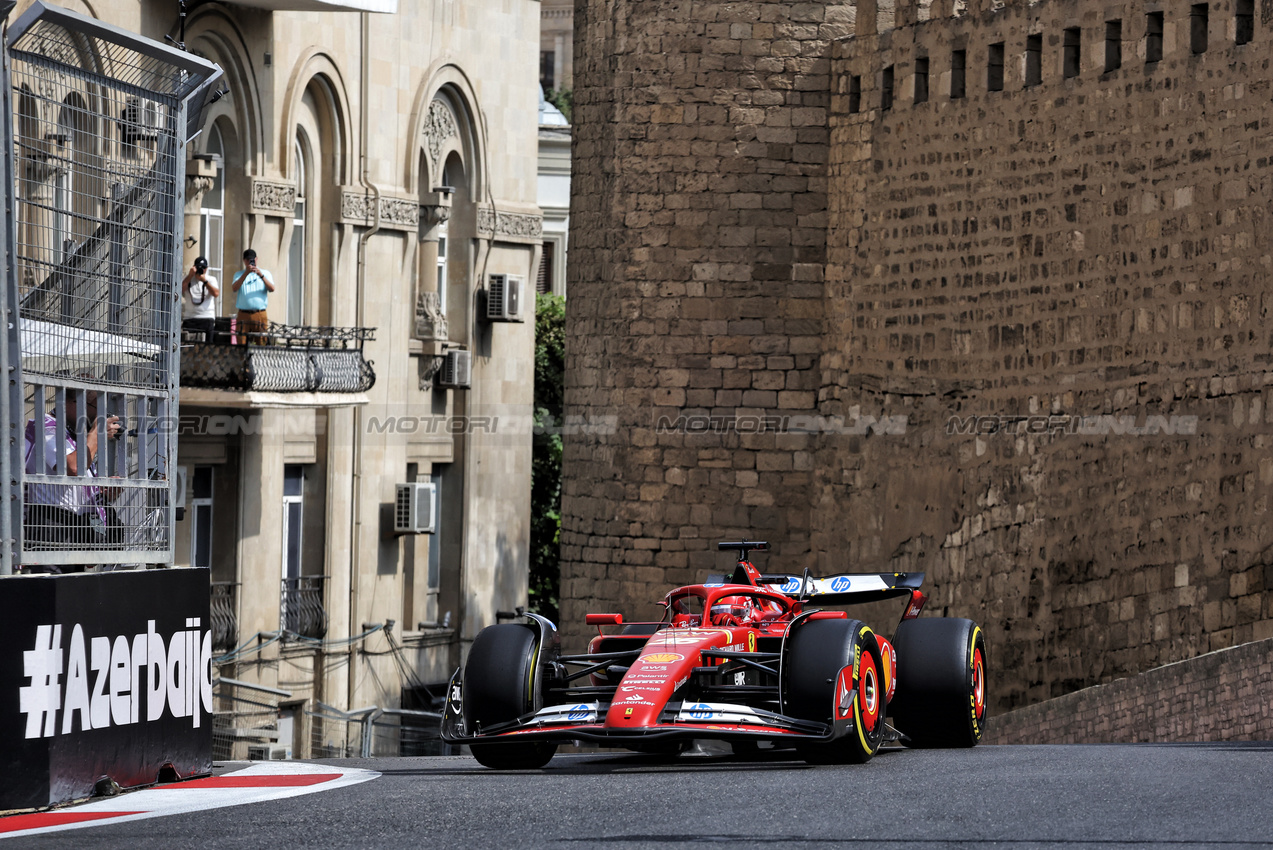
0, 569, 212, 809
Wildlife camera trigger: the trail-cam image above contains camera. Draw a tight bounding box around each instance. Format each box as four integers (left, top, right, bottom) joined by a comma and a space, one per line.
194, 257, 209, 273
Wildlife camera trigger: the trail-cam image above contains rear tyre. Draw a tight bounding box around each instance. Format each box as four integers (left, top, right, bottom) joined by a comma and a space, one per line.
463, 624, 558, 769
784, 619, 886, 765
890, 618, 987, 748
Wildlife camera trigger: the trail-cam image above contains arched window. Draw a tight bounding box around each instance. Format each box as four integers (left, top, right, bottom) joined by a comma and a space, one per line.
437, 159, 453, 316
288, 137, 308, 326
200, 124, 225, 316
50, 98, 83, 264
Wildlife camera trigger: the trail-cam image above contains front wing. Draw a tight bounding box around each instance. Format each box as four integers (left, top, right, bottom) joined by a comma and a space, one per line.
439, 669, 852, 747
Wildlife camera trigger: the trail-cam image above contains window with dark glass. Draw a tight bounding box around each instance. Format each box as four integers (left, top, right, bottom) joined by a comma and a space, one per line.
848, 75, 861, 113
192, 466, 213, 569
951, 49, 967, 99
914, 57, 929, 104
881, 65, 894, 111
540, 51, 555, 91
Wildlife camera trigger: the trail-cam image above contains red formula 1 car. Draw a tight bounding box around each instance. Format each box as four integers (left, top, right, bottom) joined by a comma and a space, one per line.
441, 541, 987, 769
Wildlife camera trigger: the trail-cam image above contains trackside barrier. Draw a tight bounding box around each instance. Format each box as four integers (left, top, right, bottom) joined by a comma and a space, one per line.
308, 702, 446, 758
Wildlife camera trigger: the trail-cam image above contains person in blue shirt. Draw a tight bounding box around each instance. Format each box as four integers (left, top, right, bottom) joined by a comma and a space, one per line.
230, 248, 275, 342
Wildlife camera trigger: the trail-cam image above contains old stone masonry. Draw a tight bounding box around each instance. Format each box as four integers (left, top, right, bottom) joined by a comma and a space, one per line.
561, 0, 1273, 717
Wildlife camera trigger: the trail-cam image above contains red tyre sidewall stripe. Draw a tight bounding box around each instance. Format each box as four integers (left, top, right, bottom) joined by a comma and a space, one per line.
972, 646, 986, 719
857, 650, 879, 733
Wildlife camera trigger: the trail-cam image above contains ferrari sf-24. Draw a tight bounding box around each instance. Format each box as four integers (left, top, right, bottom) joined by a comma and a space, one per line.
441, 541, 987, 768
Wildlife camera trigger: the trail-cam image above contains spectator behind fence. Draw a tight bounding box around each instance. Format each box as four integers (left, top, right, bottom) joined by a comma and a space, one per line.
231, 248, 275, 343
181, 255, 220, 339
23, 391, 123, 566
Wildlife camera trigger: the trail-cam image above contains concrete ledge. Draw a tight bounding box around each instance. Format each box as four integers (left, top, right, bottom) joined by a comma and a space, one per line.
984, 638, 1273, 744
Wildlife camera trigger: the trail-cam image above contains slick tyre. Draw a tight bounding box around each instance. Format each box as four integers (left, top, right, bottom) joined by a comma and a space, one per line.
463, 624, 557, 769
890, 617, 987, 748
784, 619, 886, 765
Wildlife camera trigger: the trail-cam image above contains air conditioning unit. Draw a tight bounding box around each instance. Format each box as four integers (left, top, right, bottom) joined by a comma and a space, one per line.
438, 349, 471, 389
122, 96, 163, 142
395, 482, 436, 534
247, 744, 291, 761
485, 274, 525, 322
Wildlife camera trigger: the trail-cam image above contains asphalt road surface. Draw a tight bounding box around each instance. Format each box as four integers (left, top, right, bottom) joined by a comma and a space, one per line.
18, 742, 1273, 849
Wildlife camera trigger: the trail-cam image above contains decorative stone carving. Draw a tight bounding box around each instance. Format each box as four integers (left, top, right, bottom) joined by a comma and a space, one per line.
420, 189, 453, 241
423, 99, 460, 175
418, 354, 445, 392
415, 291, 449, 342
381, 197, 419, 227
341, 190, 373, 222
184, 174, 214, 215
477, 208, 543, 241
250, 178, 296, 213
340, 191, 423, 231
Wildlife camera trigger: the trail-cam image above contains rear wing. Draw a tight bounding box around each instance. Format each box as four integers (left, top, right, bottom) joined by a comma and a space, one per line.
757, 572, 925, 605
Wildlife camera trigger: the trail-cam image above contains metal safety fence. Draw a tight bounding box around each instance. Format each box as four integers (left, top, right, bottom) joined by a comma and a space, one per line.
2, 2, 221, 571
308, 702, 449, 759
211, 676, 289, 762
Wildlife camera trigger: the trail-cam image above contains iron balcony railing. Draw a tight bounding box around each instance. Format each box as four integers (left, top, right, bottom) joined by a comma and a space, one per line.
181, 320, 375, 394
281, 575, 328, 639
211, 581, 237, 652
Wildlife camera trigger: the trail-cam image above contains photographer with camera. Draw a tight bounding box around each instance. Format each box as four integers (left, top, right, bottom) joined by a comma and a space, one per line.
230, 248, 275, 343
181, 255, 220, 339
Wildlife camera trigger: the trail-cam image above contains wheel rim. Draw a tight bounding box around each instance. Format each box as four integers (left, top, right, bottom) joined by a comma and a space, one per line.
858, 653, 879, 733
971, 647, 985, 719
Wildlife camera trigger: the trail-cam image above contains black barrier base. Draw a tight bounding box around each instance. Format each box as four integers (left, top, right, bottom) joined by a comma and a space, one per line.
0, 569, 213, 809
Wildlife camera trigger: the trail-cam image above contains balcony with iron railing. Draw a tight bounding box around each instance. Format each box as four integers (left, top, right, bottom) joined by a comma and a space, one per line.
281, 575, 328, 639
180, 320, 375, 402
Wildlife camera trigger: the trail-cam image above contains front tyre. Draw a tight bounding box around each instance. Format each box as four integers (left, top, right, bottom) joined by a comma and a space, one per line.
890, 617, 987, 748
462, 624, 558, 769
785, 619, 886, 764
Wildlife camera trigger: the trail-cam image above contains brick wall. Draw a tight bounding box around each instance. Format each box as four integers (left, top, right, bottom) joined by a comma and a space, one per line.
564, 0, 1273, 716
985, 637, 1273, 743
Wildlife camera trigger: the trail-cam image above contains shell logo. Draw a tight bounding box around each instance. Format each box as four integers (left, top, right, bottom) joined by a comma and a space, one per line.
639, 653, 684, 663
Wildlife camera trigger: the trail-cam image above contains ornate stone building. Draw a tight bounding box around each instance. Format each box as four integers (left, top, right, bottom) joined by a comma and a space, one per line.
8, 0, 542, 756
562, 0, 1273, 717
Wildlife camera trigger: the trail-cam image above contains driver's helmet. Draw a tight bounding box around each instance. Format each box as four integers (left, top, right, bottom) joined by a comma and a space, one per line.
710, 595, 760, 626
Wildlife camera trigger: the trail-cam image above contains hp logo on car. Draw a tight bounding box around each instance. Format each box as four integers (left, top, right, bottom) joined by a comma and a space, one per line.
688, 703, 714, 720
567, 704, 591, 721
831, 576, 852, 592
782, 577, 801, 593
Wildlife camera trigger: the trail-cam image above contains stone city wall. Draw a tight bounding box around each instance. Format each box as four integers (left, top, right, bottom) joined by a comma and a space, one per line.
822, 0, 1273, 713
985, 637, 1273, 742
564, 0, 1273, 718
563, 0, 856, 628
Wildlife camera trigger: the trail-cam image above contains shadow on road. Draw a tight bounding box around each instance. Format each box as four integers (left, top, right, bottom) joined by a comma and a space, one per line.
373, 745, 907, 777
